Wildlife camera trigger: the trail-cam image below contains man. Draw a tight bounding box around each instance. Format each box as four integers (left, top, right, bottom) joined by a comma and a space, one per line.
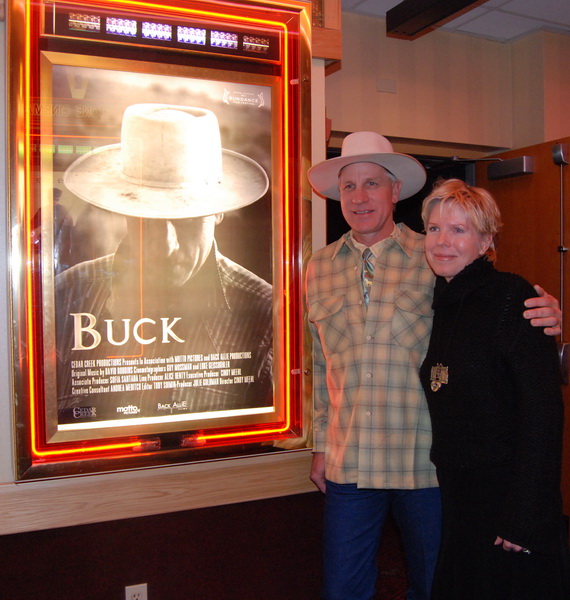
305, 131, 561, 600
55, 104, 273, 424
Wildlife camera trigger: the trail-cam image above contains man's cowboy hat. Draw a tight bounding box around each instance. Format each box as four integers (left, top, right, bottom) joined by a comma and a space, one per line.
307, 131, 426, 201
64, 104, 269, 219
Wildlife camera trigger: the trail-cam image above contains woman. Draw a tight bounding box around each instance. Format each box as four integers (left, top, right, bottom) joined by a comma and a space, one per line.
419, 179, 570, 599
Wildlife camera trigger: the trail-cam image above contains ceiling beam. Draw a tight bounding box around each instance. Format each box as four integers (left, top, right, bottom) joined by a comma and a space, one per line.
386, 0, 489, 40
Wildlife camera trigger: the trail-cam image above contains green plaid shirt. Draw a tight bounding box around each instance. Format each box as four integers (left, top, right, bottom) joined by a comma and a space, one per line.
306, 223, 438, 489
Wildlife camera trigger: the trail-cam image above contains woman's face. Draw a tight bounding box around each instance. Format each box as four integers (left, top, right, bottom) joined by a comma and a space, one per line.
424, 202, 492, 281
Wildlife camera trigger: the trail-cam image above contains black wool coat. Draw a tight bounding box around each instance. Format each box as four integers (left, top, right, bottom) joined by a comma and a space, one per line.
420, 257, 564, 555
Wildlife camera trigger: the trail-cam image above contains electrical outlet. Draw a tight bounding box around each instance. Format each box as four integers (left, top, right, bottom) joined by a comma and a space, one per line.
125, 583, 148, 600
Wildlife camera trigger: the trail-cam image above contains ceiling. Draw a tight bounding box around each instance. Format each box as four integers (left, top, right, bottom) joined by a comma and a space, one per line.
341, 0, 570, 43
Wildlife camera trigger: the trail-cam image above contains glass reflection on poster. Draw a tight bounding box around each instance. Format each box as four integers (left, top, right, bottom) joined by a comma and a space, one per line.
40, 56, 279, 442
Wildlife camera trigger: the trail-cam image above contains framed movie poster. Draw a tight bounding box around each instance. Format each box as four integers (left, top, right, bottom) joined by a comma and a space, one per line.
8, 0, 312, 479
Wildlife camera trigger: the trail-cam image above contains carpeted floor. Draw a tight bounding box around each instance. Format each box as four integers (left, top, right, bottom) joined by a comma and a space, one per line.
376, 516, 408, 599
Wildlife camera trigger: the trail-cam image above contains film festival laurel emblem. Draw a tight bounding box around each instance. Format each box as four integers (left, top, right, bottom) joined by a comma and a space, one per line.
223, 88, 265, 108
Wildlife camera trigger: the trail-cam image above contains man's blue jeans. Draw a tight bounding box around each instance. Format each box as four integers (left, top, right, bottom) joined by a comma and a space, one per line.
322, 482, 441, 600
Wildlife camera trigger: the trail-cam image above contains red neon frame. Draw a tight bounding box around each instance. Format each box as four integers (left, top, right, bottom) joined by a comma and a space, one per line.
10, 0, 310, 477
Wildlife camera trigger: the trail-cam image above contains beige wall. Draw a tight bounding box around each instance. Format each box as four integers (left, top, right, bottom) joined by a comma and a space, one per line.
510, 31, 570, 148
510, 33, 547, 148
326, 13, 570, 153
542, 33, 570, 143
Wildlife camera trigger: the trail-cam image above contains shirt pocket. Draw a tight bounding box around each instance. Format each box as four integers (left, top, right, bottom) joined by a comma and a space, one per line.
308, 295, 351, 356
391, 289, 433, 350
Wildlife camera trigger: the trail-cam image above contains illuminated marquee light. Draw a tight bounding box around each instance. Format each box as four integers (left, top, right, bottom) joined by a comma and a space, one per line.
69, 13, 101, 32
141, 21, 172, 41
51, 3, 284, 61
177, 26, 207, 45
106, 17, 137, 37
210, 30, 238, 50
243, 35, 270, 54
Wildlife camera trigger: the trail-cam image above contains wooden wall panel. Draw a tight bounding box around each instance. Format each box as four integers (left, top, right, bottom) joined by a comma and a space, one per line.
0, 451, 314, 535
476, 137, 570, 514
0, 492, 325, 600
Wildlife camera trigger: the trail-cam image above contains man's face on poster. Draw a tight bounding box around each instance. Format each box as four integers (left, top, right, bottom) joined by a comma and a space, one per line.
133, 213, 224, 288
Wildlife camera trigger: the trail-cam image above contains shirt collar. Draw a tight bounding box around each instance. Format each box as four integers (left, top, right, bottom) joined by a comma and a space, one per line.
388, 222, 416, 259
332, 223, 415, 260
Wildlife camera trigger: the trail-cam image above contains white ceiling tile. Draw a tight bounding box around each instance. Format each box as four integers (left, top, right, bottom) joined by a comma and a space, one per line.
439, 6, 490, 28
449, 11, 542, 41
499, 0, 570, 26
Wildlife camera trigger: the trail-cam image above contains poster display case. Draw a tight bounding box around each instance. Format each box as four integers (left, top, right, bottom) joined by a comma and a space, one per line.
7, 0, 312, 479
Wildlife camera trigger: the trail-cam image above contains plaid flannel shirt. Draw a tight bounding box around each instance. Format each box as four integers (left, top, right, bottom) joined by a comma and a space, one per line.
306, 223, 438, 489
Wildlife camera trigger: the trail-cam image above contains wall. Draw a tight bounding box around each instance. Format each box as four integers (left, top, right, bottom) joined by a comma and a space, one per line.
0, 491, 325, 600
542, 34, 570, 143
511, 32, 570, 148
510, 33, 547, 148
326, 13, 570, 153
325, 12, 512, 150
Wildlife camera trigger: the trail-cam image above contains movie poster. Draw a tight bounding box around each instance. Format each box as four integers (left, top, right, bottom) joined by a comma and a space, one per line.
39, 58, 277, 439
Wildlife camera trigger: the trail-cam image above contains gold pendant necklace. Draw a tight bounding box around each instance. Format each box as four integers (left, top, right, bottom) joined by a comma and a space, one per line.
430, 363, 448, 392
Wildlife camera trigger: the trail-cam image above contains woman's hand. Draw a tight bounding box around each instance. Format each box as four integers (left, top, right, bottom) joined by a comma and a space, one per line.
494, 536, 530, 554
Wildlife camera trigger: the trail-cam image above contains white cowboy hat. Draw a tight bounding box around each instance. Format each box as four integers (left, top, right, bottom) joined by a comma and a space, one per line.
307, 131, 426, 201
64, 104, 269, 219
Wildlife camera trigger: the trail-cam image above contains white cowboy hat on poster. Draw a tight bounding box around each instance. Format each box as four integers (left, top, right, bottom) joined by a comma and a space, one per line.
64, 103, 269, 219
